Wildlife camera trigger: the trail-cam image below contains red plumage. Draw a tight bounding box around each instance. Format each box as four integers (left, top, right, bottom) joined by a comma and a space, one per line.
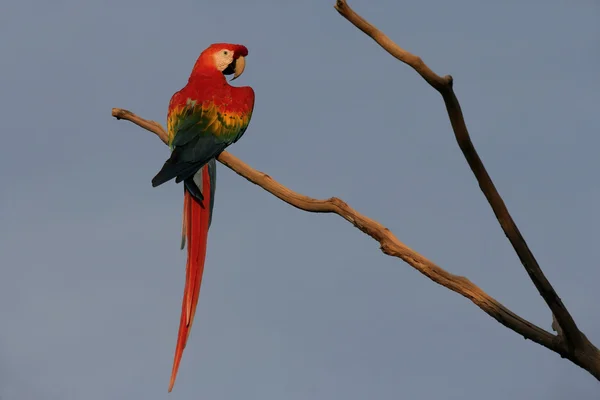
169, 166, 211, 392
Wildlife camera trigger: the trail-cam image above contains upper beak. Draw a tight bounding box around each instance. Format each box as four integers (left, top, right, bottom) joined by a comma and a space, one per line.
230, 56, 246, 81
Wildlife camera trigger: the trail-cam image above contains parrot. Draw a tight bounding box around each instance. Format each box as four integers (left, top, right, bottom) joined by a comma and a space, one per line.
151, 43, 255, 392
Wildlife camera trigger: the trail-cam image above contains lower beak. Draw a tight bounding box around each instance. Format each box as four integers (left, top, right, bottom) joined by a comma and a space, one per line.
230, 56, 246, 81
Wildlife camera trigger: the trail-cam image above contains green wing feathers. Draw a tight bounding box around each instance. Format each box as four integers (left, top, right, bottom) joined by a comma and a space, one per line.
151, 97, 252, 187
169, 99, 252, 148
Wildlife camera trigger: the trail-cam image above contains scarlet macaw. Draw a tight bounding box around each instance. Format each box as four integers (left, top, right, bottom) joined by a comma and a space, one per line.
151, 43, 255, 392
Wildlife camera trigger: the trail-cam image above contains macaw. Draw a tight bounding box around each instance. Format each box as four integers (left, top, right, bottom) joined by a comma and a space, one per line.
151, 43, 255, 392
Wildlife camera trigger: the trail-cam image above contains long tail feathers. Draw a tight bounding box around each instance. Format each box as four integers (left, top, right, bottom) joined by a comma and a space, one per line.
168, 166, 212, 392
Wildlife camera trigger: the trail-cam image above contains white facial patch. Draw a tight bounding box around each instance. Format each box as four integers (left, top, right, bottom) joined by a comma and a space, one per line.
213, 49, 235, 72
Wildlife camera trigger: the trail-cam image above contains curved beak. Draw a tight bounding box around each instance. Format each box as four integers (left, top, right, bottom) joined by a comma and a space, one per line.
230, 55, 246, 81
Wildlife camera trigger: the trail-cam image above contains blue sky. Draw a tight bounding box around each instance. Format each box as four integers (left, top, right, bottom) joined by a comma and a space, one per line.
1, 0, 599, 398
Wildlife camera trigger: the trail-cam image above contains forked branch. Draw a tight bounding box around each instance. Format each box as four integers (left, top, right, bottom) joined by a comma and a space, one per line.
111, 0, 599, 381
333, 0, 600, 379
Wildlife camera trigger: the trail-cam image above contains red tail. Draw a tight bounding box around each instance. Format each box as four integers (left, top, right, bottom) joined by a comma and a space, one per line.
168, 166, 212, 392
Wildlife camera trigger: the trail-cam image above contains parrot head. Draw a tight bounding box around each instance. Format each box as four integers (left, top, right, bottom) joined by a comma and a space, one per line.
191, 43, 249, 81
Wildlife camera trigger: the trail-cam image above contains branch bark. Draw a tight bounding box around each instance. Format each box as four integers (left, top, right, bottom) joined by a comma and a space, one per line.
112, 106, 599, 380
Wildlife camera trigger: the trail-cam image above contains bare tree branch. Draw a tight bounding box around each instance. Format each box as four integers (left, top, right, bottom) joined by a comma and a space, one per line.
333, 0, 586, 350
112, 3, 600, 379
112, 107, 599, 380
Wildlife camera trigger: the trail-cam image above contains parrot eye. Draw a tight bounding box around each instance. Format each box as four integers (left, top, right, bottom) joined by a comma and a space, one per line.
223, 51, 228, 55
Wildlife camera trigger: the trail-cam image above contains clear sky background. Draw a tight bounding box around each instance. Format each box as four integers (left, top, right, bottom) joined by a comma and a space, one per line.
1, 0, 599, 398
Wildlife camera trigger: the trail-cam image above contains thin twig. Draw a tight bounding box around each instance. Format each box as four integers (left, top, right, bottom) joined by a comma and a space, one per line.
333, 0, 584, 349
